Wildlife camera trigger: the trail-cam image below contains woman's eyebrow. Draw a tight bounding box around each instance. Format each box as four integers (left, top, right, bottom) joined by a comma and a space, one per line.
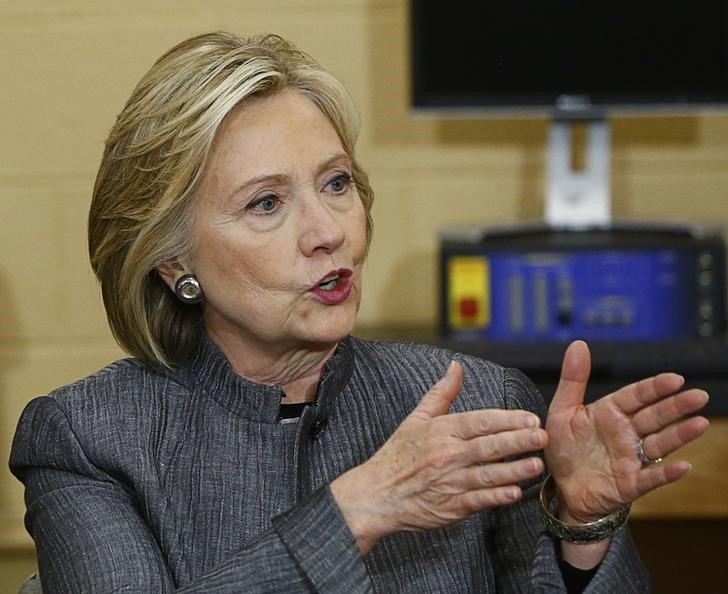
230, 173, 288, 197
315, 153, 352, 174
228, 153, 351, 198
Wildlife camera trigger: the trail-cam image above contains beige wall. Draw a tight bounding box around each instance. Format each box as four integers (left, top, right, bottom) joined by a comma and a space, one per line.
1, 0, 727, 586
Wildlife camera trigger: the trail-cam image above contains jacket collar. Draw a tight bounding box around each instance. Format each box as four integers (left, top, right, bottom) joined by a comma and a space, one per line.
185, 334, 355, 423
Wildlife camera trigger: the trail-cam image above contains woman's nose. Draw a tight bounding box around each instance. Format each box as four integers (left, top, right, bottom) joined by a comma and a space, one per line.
297, 193, 346, 256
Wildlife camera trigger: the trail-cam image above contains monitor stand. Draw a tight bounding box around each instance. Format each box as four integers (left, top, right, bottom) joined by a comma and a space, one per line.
545, 117, 611, 228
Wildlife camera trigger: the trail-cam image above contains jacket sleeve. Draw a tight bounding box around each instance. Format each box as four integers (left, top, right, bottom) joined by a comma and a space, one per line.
10, 396, 372, 594
487, 367, 651, 593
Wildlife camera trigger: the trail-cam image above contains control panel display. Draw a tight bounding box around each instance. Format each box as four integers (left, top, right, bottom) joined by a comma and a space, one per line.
441, 229, 726, 342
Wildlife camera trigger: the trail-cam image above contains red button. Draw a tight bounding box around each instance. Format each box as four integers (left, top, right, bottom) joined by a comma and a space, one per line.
459, 297, 479, 318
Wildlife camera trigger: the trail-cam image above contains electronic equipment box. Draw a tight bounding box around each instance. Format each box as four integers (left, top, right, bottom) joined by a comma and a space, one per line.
439, 225, 726, 343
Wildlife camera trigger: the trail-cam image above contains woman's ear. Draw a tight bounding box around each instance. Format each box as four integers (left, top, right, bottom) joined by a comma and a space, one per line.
156, 260, 187, 292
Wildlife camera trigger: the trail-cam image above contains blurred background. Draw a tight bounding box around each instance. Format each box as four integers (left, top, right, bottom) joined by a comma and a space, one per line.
1, 1, 727, 592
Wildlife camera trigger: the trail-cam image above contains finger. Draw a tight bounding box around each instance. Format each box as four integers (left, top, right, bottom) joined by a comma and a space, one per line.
456, 484, 524, 513
456, 457, 544, 491
548, 340, 591, 417
643, 415, 710, 460
636, 459, 694, 494
632, 389, 709, 437
611, 373, 686, 415
412, 360, 463, 420
462, 427, 548, 466
445, 409, 541, 440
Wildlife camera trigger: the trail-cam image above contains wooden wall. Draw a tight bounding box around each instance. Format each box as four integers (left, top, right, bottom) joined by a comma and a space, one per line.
1, 2, 727, 592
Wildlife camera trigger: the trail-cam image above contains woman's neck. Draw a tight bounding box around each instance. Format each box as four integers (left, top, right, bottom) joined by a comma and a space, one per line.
206, 329, 338, 404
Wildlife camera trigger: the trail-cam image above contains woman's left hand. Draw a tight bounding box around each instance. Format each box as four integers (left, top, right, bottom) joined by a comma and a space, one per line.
544, 340, 710, 523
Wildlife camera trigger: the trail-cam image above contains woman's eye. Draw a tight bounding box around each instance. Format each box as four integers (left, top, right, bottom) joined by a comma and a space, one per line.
325, 172, 353, 194
247, 195, 279, 214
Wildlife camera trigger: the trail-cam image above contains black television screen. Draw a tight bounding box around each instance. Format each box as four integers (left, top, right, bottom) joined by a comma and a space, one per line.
411, 1, 728, 116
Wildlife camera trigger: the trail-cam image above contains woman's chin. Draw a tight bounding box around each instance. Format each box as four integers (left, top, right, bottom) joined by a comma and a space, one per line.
299, 313, 356, 347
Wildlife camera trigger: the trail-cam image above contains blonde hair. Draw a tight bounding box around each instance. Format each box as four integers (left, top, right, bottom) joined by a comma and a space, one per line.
89, 32, 374, 367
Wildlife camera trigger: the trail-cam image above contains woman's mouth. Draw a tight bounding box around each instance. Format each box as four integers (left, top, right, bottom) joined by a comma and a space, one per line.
310, 268, 353, 304
319, 277, 338, 291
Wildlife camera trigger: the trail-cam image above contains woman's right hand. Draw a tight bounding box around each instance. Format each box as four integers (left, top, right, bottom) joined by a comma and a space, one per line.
330, 361, 548, 554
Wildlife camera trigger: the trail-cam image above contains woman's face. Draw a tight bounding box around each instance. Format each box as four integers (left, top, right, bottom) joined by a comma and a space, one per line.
189, 89, 367, 356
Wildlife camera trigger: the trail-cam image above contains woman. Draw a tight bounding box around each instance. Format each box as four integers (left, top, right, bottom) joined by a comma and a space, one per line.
10, 32, 709, 593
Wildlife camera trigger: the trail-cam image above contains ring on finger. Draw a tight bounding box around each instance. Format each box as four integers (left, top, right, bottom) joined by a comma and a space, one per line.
635, 438, 663, 465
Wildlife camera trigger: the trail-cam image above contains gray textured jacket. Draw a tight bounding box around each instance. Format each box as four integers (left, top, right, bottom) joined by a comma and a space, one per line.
10, 336, 649, 593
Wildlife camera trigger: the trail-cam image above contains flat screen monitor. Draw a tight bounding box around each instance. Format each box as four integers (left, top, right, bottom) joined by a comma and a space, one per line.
411, 1, 728, 117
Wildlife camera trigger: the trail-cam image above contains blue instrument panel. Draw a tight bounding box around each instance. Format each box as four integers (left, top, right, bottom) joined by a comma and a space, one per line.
440, 228, 726, 342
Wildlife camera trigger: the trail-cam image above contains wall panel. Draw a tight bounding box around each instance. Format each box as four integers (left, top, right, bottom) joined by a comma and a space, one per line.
1, 3, 726, 589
